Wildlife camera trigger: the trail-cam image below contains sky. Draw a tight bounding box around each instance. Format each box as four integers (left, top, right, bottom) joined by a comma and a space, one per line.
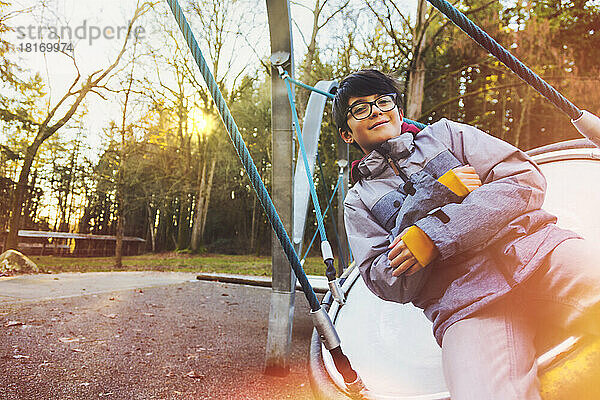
8, 0, 158, 152
5, 0, 333, 146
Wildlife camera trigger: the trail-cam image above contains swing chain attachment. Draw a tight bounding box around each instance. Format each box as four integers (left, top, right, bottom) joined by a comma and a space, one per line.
328, 277, 346, 305
323, 241, 345, 305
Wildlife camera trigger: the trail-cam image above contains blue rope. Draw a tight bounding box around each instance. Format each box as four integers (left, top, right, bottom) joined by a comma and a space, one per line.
302, 173, 343, 262
282, 75, 328, 243
165, 0, 319, 311
282, 74, 337, 98
426, 0, 582, 120
316, 151, 346, 268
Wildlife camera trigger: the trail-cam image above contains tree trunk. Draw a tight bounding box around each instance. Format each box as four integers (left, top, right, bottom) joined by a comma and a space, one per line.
514, 88, 531, 149
500, 91, 508, 141
406, 0, 428, 120
115, 212, 124, 268
176, 195, 190, 249
200, 157, 217, 243
190, 156, 208, 252
406, 57, 426, 119
250, 195, 257, 253
147, 205, 156, 252
65, 139, 80, 232
4, 140, 42, 250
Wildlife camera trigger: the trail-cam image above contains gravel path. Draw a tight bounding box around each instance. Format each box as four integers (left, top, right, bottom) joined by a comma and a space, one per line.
0, 280, 316, 399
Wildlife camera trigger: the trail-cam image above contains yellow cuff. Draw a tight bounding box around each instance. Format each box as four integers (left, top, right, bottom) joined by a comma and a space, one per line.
401, 226, 437, 267
438, 169, 470, 197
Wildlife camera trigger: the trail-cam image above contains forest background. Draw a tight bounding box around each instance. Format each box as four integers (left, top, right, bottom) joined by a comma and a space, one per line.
1, 0, 599, 262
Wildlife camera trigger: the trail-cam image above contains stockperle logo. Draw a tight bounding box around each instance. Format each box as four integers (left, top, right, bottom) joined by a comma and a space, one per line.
15, 20, 146, 46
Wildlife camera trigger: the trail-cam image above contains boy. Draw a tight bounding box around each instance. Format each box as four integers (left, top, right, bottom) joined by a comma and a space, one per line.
334, 69, 599, 399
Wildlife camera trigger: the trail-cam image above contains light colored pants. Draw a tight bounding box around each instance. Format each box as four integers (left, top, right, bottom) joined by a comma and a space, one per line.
441, 238, 600, 400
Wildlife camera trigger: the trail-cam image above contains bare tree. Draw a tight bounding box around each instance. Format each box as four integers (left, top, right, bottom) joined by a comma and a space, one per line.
363, 0, 496, 119
115, 41, 141, 268
4, 3, 152, 251
291, 0, 350, 111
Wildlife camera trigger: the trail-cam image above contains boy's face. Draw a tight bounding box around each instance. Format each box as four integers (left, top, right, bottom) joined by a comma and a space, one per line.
340, 93, 403, 154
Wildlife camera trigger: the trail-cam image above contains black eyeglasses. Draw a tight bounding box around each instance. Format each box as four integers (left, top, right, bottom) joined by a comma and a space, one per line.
346, 94, 398, 120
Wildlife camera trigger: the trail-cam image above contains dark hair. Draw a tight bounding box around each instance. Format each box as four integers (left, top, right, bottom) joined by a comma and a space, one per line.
332, 69, 403, 133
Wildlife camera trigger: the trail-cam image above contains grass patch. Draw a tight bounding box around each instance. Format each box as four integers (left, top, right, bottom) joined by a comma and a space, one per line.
31, 253, 328, 276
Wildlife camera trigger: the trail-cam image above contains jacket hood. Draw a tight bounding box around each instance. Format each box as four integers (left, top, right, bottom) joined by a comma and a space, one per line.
350, 120, 421, 183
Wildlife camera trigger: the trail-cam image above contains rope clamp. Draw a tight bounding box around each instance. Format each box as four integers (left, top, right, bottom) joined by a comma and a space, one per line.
310, 307, 341, 350
328, 279, 346, 305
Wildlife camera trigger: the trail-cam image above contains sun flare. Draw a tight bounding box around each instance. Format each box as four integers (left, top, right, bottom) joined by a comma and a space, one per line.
189, 107, 209, 133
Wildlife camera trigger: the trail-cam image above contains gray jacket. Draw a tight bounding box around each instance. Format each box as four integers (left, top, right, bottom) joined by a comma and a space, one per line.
344, 119, 579, 345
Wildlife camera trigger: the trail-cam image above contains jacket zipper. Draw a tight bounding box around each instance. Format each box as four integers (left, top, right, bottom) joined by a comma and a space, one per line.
384, 153, 401, 176
384, 153, 415, 195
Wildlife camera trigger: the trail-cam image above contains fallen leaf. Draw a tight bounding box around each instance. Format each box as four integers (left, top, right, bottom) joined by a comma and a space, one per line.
185, 370, 205, 379
102, 313, 117, 319
71, 348, 85, 353
6, 321, 24, 327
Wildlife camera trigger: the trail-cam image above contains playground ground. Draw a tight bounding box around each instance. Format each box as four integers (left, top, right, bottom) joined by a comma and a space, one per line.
0, 272, 317, 399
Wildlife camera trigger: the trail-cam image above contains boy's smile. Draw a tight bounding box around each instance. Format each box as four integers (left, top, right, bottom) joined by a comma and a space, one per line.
340, 94, 404, 154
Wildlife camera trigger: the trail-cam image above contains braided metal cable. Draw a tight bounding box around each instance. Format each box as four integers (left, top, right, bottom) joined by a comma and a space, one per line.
427, 0, 581, 120
166, 0, 320, 311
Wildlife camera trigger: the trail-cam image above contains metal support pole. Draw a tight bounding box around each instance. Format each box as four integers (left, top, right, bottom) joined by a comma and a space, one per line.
337, 138, 350, 272
265, 0, 295, 376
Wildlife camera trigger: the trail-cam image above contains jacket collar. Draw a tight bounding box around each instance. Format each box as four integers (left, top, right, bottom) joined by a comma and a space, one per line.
355, 132, 415, 180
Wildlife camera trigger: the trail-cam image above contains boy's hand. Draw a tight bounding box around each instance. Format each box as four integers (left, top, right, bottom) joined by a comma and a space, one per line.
452, 165, 482, 192
388, 228, 422, 276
